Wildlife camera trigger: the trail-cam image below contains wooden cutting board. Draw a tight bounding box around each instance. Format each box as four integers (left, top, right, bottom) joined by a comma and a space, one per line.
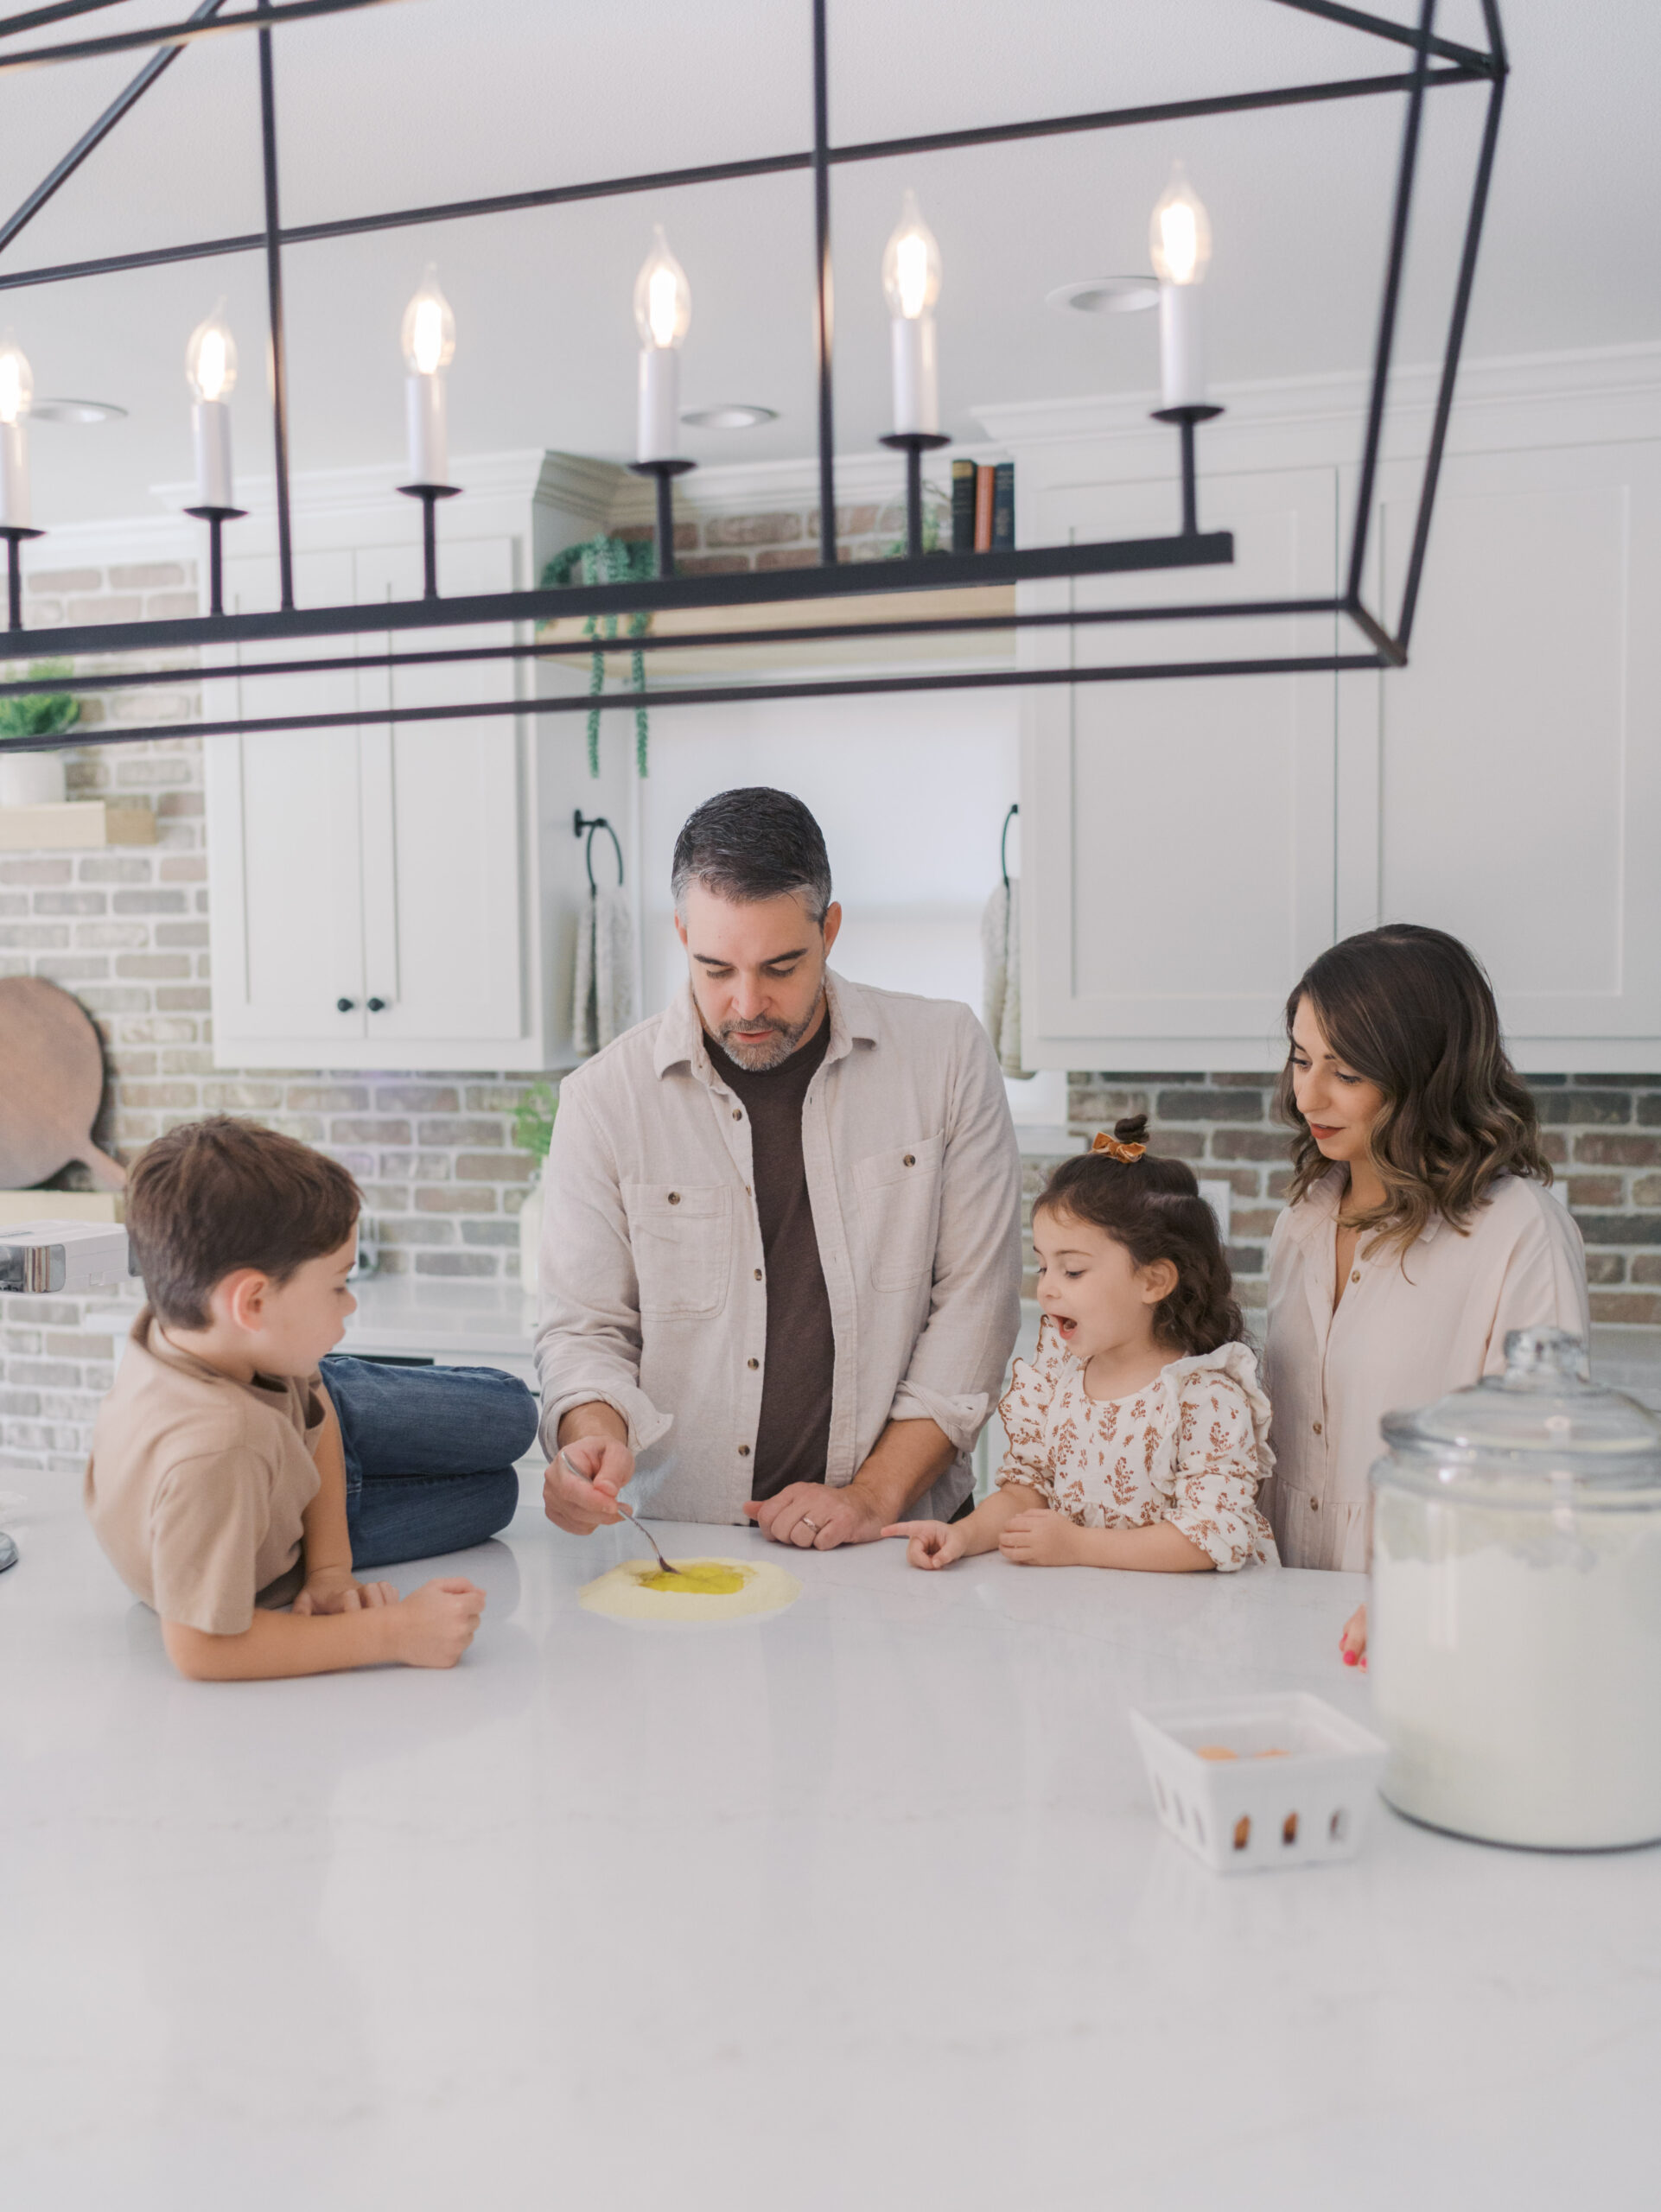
0, 976, 125, 1191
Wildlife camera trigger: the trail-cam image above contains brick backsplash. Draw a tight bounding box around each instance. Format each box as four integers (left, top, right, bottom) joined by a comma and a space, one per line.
4, 529, 1661, 1478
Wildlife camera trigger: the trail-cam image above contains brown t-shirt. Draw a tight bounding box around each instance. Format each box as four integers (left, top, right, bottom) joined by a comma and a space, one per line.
708, 1022, 836, 1500
83, 1310, 326, 1633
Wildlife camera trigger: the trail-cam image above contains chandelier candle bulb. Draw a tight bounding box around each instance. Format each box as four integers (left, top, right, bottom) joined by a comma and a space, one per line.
1149, 164, 1212, 410
882, 191, 942, 435
400, 267, 455, 486
184, 305, 238, 509
0, 339, 34, 530
633, 226, 691, 464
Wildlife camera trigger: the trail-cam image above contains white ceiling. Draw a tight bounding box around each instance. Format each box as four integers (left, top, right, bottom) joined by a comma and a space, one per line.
0, 0, 1655, 525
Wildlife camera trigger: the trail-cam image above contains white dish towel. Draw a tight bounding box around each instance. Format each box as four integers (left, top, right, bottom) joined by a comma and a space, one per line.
572, 884, 636, 1056
981, 877, 1029, 1077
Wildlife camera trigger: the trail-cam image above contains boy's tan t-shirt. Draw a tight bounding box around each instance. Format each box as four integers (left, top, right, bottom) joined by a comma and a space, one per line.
83, 1310, 326, 1633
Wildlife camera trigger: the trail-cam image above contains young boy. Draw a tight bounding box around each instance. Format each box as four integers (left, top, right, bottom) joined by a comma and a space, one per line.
86, 1116, 536, 1680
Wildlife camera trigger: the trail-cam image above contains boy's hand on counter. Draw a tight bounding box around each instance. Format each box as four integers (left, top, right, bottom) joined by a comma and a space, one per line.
544, 1434, 633, 1534
882, 1518, 966, 1570
998, 1508, 1081, 1567
391, 1579, 487, 1668
294, 1567, 398, 1616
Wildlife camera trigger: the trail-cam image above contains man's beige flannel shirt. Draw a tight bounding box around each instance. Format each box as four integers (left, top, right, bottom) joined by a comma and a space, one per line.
535, 970, 1022, 1526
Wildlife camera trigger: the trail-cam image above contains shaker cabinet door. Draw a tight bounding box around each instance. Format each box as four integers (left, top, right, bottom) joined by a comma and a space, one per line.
353, 536, 527, 1049
1021, 466, 1340, 1068
1370, 441, 1661, 1063
205, 550, 367, 1052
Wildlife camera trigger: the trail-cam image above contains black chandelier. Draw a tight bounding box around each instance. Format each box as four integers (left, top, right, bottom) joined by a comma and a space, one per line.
0, 0, 1505, 754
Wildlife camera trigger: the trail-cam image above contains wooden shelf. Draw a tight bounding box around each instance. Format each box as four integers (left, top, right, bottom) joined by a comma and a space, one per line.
0, 801, 156, 851
536, 582, 1016, 677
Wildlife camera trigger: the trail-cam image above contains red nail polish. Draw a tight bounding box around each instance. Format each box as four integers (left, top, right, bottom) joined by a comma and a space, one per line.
1342, 1648, 1358, 1666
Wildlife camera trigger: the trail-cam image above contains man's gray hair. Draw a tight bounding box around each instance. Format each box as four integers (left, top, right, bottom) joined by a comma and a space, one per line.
671, 787, 833, 925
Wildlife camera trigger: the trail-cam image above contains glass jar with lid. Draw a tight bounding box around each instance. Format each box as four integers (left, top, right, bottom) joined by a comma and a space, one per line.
1371, 1326, 1661, 1850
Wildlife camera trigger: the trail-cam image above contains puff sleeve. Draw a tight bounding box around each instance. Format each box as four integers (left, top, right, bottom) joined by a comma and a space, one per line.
1165, 1370, 1273, 1571
994, 1315, 1068, 1501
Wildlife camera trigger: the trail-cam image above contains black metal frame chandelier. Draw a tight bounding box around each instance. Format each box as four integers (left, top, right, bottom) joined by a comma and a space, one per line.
0, 0, 1505, 754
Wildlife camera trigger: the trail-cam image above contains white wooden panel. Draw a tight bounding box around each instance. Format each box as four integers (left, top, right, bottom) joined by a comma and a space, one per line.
1378, 442, 1661, 1047
206, 550, 365, 1054
354, 537, 527, 1049
1023, 467, 1338, 1064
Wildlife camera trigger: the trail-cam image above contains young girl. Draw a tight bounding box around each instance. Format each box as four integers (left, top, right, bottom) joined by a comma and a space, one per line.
886, 1117, 1276, 1573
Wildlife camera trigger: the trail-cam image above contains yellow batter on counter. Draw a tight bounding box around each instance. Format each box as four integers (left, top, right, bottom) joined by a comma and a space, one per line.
578, 1555, 801, 1624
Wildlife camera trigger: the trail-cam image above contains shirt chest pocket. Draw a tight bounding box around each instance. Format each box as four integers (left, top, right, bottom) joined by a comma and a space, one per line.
623, 1183, 734, 1321
854, 1132, 945, 1293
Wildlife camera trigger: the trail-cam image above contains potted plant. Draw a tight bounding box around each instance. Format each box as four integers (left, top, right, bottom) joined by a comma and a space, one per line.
512, 1082, 558, 1294
0, 660, 79, 809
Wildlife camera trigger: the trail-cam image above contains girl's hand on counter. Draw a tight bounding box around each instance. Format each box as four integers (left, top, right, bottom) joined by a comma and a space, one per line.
998, 1509, 1081, 1567
1340, 1601, 1369, 1669
883, 1518, 966, 1570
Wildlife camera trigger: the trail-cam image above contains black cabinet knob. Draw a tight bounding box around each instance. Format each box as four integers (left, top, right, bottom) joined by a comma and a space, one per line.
336, 997, 355, 1013
366, 996, 386, 1013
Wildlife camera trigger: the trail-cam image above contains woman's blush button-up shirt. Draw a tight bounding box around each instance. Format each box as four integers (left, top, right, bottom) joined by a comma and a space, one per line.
1262, 1169, 1590, 1572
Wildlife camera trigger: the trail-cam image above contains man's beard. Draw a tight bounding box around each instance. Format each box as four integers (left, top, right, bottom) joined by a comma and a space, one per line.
716, 988, 824, 1072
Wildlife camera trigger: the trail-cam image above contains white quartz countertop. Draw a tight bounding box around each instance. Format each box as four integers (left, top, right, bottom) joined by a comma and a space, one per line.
2, 1481, 1655, 2210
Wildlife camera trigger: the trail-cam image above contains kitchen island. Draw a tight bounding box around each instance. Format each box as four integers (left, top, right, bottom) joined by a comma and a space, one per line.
1, 1481, 1654, 2211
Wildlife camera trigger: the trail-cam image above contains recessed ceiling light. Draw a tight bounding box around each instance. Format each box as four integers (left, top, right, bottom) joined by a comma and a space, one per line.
31, 397, 127, 424
1046, 277, 1160, 318
681, 404, 778, 430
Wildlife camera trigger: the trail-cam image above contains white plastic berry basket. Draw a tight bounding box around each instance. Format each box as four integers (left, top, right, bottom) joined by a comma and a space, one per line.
1130, 1693, 1387, 1874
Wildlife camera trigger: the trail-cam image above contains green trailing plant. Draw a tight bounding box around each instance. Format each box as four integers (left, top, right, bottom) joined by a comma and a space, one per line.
512, 1081, 559, 1166
539, 534, 653, 778
0, 658, 79, 741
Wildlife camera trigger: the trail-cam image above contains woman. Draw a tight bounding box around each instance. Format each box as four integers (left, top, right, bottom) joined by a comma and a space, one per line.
1263, 925, 1588, 1655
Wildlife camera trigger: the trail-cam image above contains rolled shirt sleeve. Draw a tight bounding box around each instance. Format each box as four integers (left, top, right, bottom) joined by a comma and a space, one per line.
534, 1077, 675, 1459
886, 1009, 1022, 1456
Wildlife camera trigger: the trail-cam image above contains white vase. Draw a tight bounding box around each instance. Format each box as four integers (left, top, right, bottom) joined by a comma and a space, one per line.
0, 750, 66, 808
519, 1171, 544, 1295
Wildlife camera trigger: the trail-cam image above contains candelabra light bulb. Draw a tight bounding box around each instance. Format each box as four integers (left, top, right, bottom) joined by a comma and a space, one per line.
633, 226, 691, 351
185, 303, 237, 403
401, 266, 456, 377
0, 338, 35, 427
1149, 163, 1212, 287
881, 191, 942, 320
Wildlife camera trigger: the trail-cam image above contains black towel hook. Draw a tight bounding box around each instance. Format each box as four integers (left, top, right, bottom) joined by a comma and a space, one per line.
573, 810, 625, 893
999, 802, 1019, 889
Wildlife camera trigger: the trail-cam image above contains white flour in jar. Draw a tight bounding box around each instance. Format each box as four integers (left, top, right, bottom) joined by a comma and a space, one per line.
1371, 1504, 1661, 1849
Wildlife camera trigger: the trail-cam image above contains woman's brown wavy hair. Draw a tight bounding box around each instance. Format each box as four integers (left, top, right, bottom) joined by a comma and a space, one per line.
1034, 1116, 1244, 1357
1276, 924, 1550, 1253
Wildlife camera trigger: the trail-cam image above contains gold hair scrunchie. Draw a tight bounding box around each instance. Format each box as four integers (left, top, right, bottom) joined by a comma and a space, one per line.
1091, 1130, 1148, 1163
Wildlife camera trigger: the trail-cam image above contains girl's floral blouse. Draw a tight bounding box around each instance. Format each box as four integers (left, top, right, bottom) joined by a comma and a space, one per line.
995, 1318, 1279, 1571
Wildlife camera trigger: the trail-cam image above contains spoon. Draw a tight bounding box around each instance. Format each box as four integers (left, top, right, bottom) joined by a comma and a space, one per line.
558, 1449, 684, 1577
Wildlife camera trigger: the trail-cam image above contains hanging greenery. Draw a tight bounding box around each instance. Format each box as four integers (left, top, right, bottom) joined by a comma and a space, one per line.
0, 658, 79, 741
539, 534, 653, 779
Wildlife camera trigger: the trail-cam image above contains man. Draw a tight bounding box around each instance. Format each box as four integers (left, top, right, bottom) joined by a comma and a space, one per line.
536, 786, 1021, 1551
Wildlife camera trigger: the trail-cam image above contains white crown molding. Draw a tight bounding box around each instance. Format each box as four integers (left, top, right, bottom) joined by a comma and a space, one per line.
969, 340, 1661, 451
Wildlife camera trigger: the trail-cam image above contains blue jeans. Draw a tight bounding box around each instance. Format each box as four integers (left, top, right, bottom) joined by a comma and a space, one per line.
318, 1357, 537, 1572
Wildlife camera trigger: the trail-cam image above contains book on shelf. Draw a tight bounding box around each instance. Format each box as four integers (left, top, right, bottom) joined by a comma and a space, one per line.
991, 461, 1015, 551
974, 463, 995, 552
951, 458, 977, 554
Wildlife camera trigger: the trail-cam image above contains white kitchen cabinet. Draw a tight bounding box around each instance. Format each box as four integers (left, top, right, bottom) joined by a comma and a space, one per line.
1021, 466, 1340, 1069
204, 457, 627, 1071
1365, 440, 1661, 1069
1012, 393, 1661, 1073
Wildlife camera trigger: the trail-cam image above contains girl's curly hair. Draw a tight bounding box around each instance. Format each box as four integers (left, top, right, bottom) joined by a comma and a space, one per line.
1276, 923, 1550, 1255
1034, 1116, 1243, 1357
